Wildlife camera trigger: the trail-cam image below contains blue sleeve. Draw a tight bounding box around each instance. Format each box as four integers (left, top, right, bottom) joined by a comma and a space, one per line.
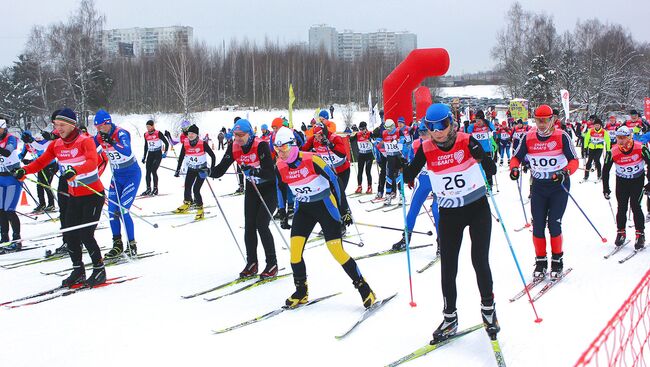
275, 173, 286, 209
6, 136, 17, 152
467, 124, 474, 133
636, 132, 650, 145
18, 145, 27, 160
513, 135, 528, 162
112, 129, 133, 156
488, 122, 495, 131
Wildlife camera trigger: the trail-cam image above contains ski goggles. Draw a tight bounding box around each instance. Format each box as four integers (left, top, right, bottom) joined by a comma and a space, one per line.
233, 131, 249, 138
274, 143, 293, 153
426, 118, 450, 132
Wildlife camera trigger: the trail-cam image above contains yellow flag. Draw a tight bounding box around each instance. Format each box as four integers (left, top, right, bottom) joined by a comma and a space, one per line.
288, 84, 296, 126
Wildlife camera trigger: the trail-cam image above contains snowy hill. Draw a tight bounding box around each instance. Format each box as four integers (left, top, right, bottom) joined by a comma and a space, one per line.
1, 111, 648, 367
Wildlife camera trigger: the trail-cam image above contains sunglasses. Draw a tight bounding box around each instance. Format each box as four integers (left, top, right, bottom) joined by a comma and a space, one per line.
274, 143, 293, 153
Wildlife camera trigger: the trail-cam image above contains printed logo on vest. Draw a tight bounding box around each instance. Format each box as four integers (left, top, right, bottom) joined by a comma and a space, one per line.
453, 150, 464, 164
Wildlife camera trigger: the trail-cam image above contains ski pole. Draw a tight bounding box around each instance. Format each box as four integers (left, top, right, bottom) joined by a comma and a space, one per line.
247, 177, 291, 250
16, 211, 38, 221
607, 199, 616, 223
559, 181, 607, 243
479, 165, 543, 323
399, 181, 417, 307
516, 174, 531, 229
33, 177, 159, 229
354, 221, 433, 236
0, 219, 107, 248
21, 182, 56, 222
204, 178, 246, 263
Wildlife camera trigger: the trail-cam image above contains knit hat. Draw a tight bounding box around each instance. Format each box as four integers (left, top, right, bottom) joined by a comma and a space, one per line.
146, 120, 154, 126
271, 117, 284, 129
397, 116, 406, 124
93, 109, 112, 126
319, 110, 329, 119
55, 108, 78, 125
630, 109, 639, 116
475, 110, 485, 120
187, 124, 199, 135
232, 119, 253, 135
534, 105, 553, 119
359, 121, 367, 129
260, 124, 268, 131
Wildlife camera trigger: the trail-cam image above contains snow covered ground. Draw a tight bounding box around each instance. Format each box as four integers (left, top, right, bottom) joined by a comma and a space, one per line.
1, 111, 648, 367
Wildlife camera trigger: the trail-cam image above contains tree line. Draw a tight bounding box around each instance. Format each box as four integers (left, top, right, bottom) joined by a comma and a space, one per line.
492, 1, 650, 117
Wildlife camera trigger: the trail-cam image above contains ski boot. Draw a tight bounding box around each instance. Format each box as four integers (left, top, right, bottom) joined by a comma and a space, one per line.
43, 204, 56, 212
62, 266, 86, 287
533, 256, 547, 279
140, 188, 151, 196
431, 311, 459, 343
354, 185, 362, 194
635, 231, 645, 250
499, 159, 503, 166
375, 192, 384, 200
287, 206, 294, 218
385, 192, 396, 205
614, 230, 626, 246
32, 203, 46, 213
481, 300, 500, 340
174, 200, 192, 214
259, 263, 278, 279
126, 240, 137, 257
54, 242, 68, 255
550, 252, 564, 280
104, 237, 124, 259
235, 185, 244, 194
85, 264, 106, 288
366, 186, 373, 194
273, 209, 284, 220
151, 187, 158, 196
354, 277, 376, 309
391, 232, 411, 251
286, 277, 308, 308
239, 262, 258, 278
195, 205, 204, 220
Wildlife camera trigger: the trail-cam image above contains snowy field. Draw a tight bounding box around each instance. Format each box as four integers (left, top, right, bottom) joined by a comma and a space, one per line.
1, 109, 648, 367
439, 85, 505, 99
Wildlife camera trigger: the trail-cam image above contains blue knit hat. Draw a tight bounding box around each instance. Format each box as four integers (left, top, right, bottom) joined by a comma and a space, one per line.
319, 110, 329, 119
232, 119, 253, 135
93, 109, 112, 126
55, 108, 78, 125
260, 124, 268, 131
397, 116, 406, 124
424, 104, 453, 131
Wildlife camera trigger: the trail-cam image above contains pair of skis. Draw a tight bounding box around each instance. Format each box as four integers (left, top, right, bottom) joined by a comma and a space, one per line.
509, 268, 573, 303
213, 292, 398, 340
2, 276, 140, 309
40, 251, 166, 276
604, 241, 645, 263
386, 323, 506, 366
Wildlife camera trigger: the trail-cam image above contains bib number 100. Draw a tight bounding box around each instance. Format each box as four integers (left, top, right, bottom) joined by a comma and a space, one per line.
530, 157, 557, 167
443, 174, 466, 190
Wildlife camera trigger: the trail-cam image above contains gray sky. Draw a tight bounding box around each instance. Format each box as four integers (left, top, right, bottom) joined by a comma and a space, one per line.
2, 0, 649, 74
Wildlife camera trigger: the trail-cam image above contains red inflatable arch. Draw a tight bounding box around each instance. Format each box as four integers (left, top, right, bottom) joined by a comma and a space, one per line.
383, 48, 450, 126
414, 86, 432, 122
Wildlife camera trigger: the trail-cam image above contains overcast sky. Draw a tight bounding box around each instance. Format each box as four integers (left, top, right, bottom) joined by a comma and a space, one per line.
2, 0, 649, 74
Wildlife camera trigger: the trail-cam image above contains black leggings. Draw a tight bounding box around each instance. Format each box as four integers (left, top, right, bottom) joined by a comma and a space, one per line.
585, 148, 603, 178
0, 210, 20, 241
37, 162, 57, 206
145, 150, 162, 190
357, 153, 373, 186
616, 176, 644, 231
438, 197, 494, 313
64, 193, 104, 267
338, 168, 350, 214
244, 183, 277, 265
386, 155, 401, 194
377, 156, 387, 194
184, 169, 205, 205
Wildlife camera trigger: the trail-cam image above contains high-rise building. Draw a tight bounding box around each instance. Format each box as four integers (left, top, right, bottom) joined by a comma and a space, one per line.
308, 24, 338, 57
100, 26, 193, 58
308, 25, 417, 61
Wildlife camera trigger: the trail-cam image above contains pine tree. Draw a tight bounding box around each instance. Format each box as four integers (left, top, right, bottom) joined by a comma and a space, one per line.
524, 55, 556, 106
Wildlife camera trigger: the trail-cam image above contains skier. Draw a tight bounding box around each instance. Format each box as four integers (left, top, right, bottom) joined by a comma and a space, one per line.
602, 126, 649, 250
583, 117, 610, 182
349, 121, 374, 194
141, 119, 169, 196
496, 121, 512, 166
467, 110, 496, 186
392, 121, 440, 251
378, 119, 403, 204
509, 104, 579, 279
19, 131, 57, 212
174, 124, 216, 220
210, 119, 278, 278
398, 117, 414, 162
403, 103, 499, 341
511, 119, 529, 153
273, 127, 376, 309
0, 117, 23, 251
94, 109, 142, 258
301, 122, 353, 232
259, 123, 272, 145
15, 108, 106, 286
